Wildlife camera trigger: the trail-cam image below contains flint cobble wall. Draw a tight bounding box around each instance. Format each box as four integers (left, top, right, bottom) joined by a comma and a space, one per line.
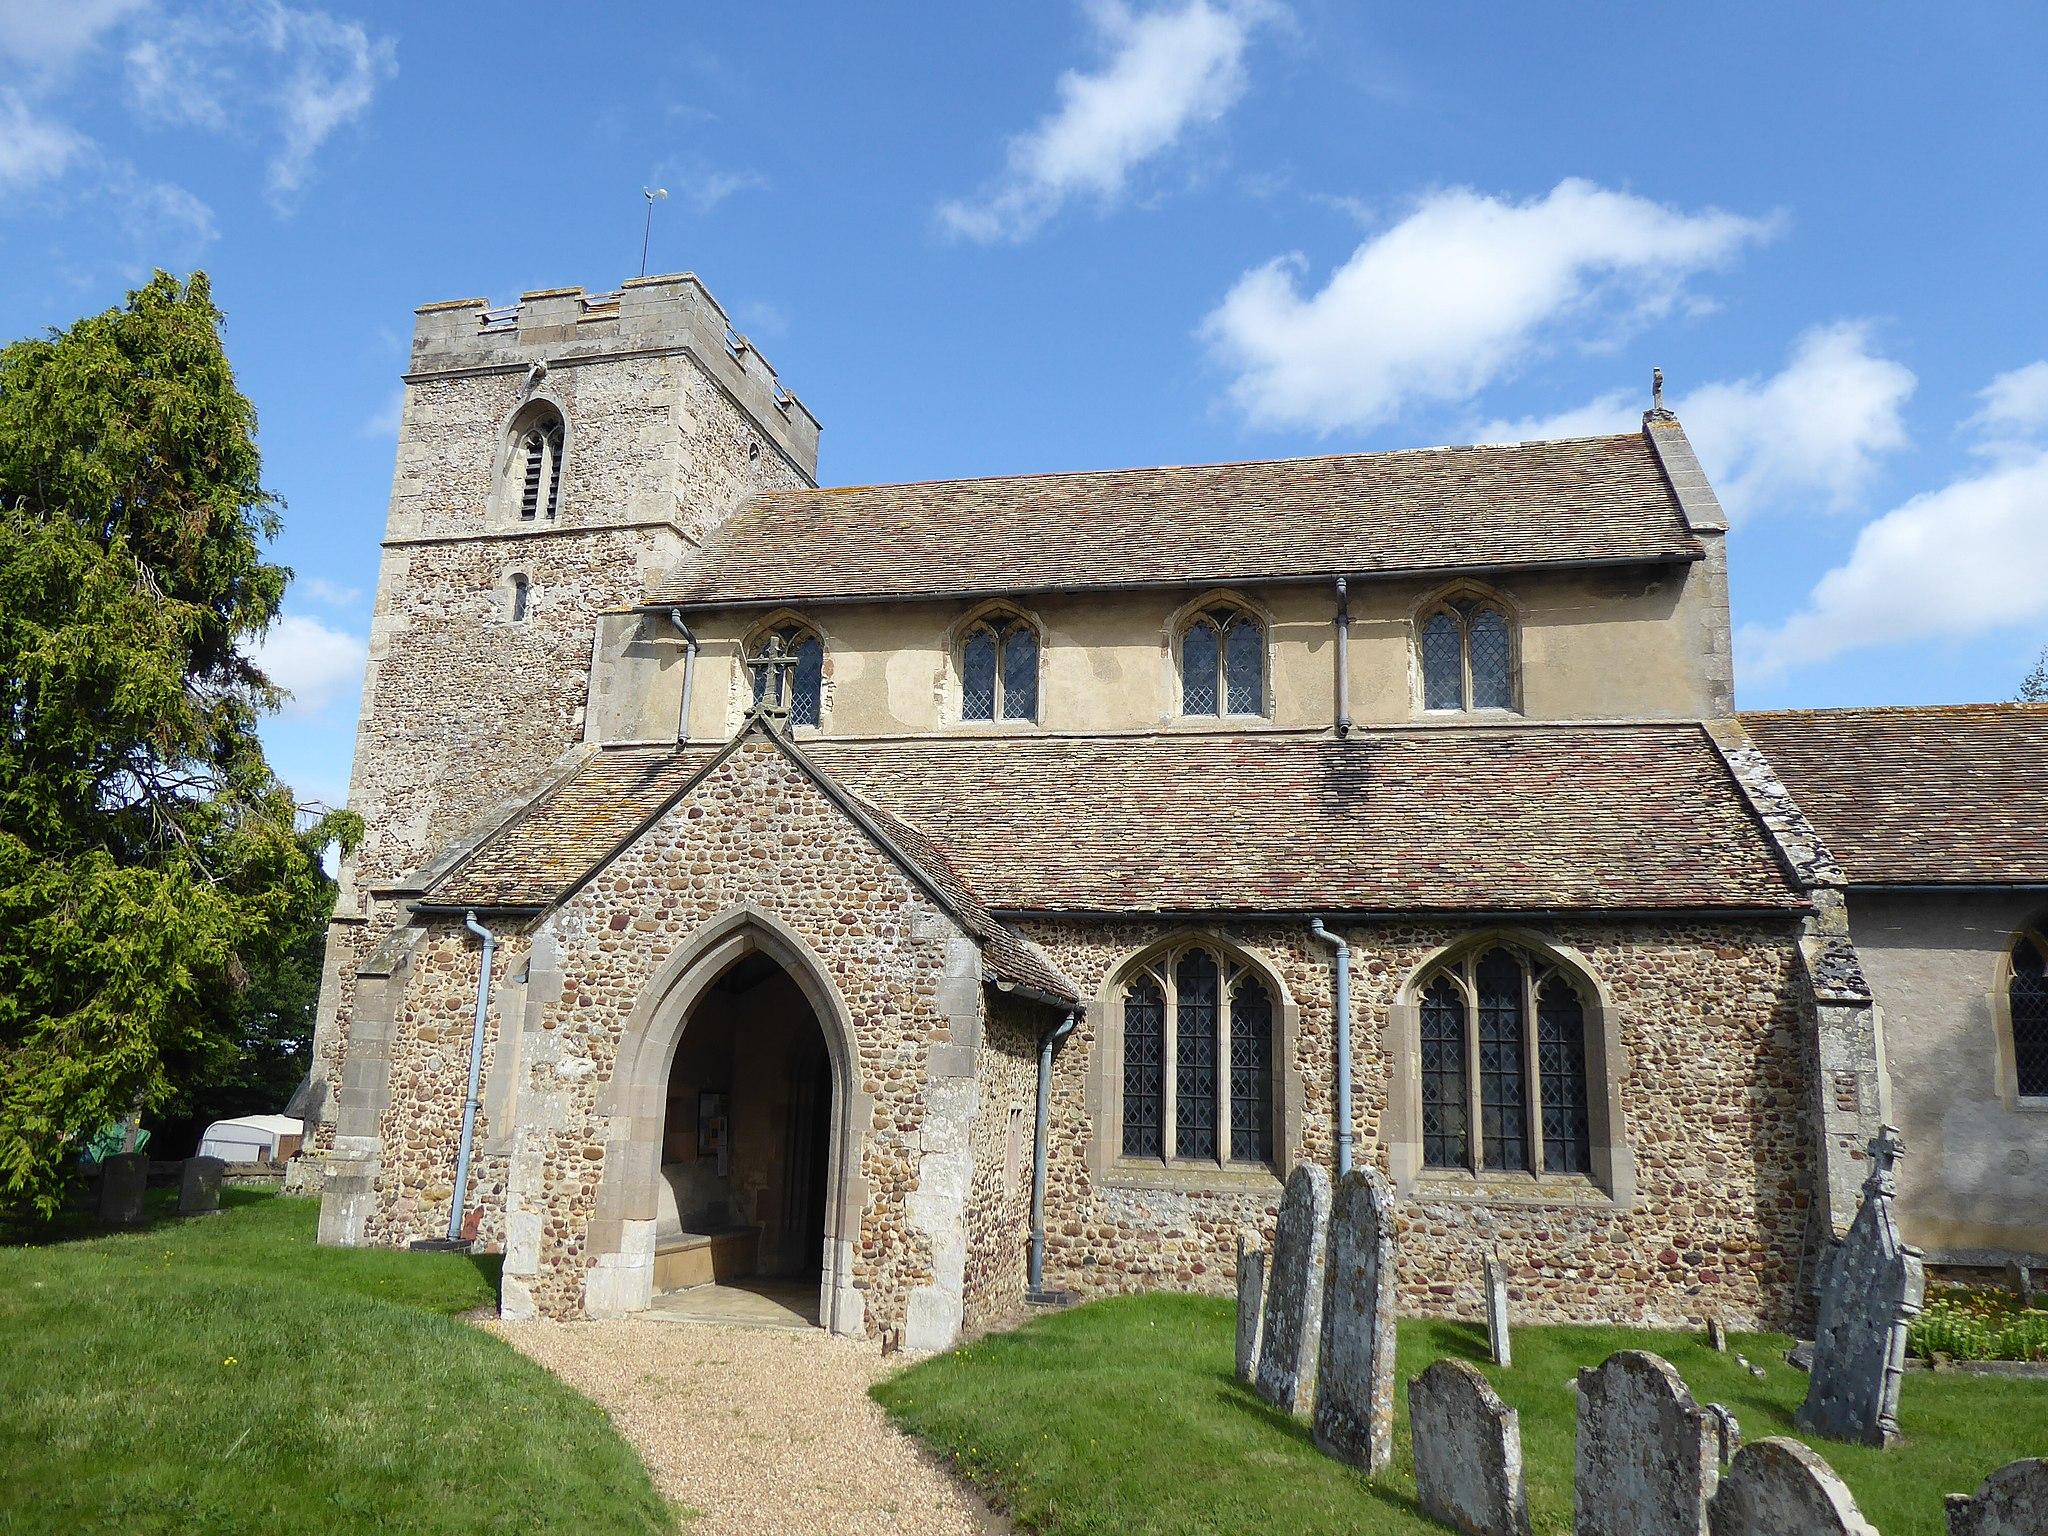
962, 996, 1041, 1334
1021, 917, 1817, 1329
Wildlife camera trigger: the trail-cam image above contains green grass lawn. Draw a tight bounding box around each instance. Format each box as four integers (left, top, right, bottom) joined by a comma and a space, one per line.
874, 1293, 2048, 1536
0, 1191, 674, 1536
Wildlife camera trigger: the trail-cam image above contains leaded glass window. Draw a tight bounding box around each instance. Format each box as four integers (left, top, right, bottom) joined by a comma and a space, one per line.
1229, 975, 1273, 1165
1419, 976, 1469, 1169
1123, 976, 1165, 1157
1118, 943, 1278, 1169
961, 614, 1039, 722
751, 623, 825, 727
1180, 605, 1264, 717
1175, 952, 1220, 1159
1416, 945, 1595, 1180
2013, 934, 2048, 1098
1417, 595, 1515, 712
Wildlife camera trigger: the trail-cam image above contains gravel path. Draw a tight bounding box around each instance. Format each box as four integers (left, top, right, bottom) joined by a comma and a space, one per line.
488, 1319, 996, 1536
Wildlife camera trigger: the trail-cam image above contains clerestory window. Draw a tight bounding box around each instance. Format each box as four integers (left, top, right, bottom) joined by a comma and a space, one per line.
1180, 604, 1264, 717
750, 622, 824, 728
2012, 931, 2048, 1099
1419, 594, 1515, 712
961, 614, 1039, 723
1418, 945, 1592, 1177
514, 411, 566, 521
1121, 944, 1275, 1167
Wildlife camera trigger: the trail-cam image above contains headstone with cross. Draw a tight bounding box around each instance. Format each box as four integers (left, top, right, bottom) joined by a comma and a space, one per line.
1796, 1125, 1924, 1448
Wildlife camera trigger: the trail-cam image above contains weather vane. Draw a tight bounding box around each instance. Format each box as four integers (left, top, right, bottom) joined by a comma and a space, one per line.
640, 187, 669, 278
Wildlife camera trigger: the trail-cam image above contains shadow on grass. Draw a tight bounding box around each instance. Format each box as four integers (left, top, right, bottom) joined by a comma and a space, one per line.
5, 1180, 281, 1248
1212, 1374, 1435, 1526
1429, 1319, 1491, 1364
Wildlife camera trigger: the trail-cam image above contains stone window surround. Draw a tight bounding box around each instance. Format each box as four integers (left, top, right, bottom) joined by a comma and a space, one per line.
944, 598, 1046, 730
489, 392, 571, 529
1994, 918, 2048, 1112
1086, 930, 1302, 1195
1166, 588, 1273, 724
731, 608, 830, 735
1411, 579, 1523, 719
1387, 930, 1636, 1210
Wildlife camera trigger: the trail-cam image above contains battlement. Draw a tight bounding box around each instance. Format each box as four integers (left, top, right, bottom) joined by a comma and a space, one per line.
408, 272, 819, 479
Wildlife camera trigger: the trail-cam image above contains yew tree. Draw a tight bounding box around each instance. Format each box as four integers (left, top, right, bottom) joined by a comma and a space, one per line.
0, 272, 357, 1217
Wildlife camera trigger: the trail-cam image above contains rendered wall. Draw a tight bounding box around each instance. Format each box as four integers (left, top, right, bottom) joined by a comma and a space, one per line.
1849, 889, 2048, 1260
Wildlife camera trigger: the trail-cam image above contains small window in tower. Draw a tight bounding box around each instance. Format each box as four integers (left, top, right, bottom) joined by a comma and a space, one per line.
509, 573, 530, 623
513, 412, 565, 521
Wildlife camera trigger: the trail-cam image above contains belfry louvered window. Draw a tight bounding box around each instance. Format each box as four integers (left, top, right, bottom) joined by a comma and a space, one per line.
750, 623, 825, 728
515, 414, 565, 521
1419, 594, 1515, 712
1120, 943, 1278, 1168
1416, 945, 1593, 1178
1180, 604, 1265, 717
961, 614, 1039, 723
2012, 932, 2048, 1098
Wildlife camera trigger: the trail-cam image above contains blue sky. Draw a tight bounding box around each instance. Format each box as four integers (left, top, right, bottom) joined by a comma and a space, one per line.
3, 1, 2045, 811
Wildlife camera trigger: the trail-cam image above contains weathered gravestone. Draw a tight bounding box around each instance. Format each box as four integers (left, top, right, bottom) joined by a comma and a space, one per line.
98, 1151, 147, 1226
178, 1155, 226, 1216
1797, 1125, 1925, 1448
1484, 1253, 1512, 1367
1410, 1359, 1531, 1536
1946, 1458, 2048, 1536
1312, 1166, 1398, 1472
1575, 1350, 1717, 1536
1235, 1227, 1265, 1384
1704, 1404, 1742, 1469
1254, 1161, 1330, 1415
1708, 1437, 1877, 1536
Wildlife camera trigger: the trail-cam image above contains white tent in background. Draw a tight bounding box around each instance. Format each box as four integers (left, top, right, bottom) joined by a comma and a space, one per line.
196, 1114, 303, 1164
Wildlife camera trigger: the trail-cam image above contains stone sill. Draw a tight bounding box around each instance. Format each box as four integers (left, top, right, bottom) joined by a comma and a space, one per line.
1102, 1159, 1283, 1197
1406, 1169, 1619, 1210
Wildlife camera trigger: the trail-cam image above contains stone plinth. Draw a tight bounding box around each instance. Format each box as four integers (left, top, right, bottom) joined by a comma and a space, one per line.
1410, 1360, 1531, 1536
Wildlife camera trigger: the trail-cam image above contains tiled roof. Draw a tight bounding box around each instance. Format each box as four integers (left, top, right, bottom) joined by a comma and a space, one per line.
1740, 704, 2048, 886
426, 736, 1077, 1003
647, 432, 1702, 606
428, 724, 1802, 920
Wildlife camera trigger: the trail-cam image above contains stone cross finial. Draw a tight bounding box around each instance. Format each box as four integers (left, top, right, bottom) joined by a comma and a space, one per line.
744, 636, 798, 727
1645, 366, 1675, 423
1863, 1125, 1904, 1199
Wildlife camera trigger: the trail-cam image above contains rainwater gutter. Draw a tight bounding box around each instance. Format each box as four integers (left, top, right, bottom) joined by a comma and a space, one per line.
1027, 1010, 1079, 1299
448, 910, 496, 1244
1333, 576, 1352, 738
667, 608, 698, 743
1309, 919, 1354, 1177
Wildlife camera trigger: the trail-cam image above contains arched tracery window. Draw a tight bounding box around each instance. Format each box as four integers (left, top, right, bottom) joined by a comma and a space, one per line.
961, 613, 1039, 723
1120, 943, 1275, 1166
512, 409, 565, 522
1419, 593, 1515, 712
1416, 944, 1591, 1176
1181, 603, 1264, 717
749, 622, 824, 728
2012, 930, 2048, 1098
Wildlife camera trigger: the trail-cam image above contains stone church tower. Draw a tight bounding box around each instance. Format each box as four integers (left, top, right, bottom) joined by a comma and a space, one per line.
300, 276, 818, 1154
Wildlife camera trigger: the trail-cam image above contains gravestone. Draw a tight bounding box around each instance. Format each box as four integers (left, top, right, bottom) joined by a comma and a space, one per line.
1574, 1350, 1717, 1536
1235, 1227, 1265, 1384
1796, 1126, 1925, 1448
97, 1152, 147, 1226
2006, 1260, 2035, 1308
1946, 1458, 2048, 1536
1410, 1359, 1531, 1536
1708, 1438, 1877, 1536
1708, 1318, 1729, 1352
1312, 1166, 1398, 1472
1485, 1254, 1512, 1367
178, 1155, 226, 1216
1254, 1161, 1330, 1415
1704, 1404, 1742, 1468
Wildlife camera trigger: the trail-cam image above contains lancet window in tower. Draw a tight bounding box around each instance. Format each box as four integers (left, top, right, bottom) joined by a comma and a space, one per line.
515, 413, 565, 521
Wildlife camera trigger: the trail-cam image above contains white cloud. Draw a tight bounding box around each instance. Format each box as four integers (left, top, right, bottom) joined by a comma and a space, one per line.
0, 0, 148, 69
940, 0, 1277, 243
1471, 323, 1914, 522
1202, 178, 1778, 434
297, 576, 363, 609
689, 169, 768, 212
0, 89, 89, 192
125, 32, 230, 129
1967, 360, 2048, 455
259, 3, 397, 201
1740, 449, 2048, 679
362, 385, 404, 437
245, 613, 368, 717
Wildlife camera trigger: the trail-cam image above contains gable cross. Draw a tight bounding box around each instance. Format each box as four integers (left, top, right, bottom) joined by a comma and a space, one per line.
1863, 1123, 1905, 1200
744, 635, 799, 728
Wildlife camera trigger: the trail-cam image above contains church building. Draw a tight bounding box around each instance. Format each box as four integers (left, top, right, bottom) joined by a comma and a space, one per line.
300, 273, 2047, 1350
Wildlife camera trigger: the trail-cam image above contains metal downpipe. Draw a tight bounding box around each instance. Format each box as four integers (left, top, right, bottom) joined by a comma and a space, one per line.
667, 608, 699, 743
1028, 1010, 1079, 1297
1309, 918, 1353, 1177
449, 910, 496, 1244
1334, 576, 1352, 738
